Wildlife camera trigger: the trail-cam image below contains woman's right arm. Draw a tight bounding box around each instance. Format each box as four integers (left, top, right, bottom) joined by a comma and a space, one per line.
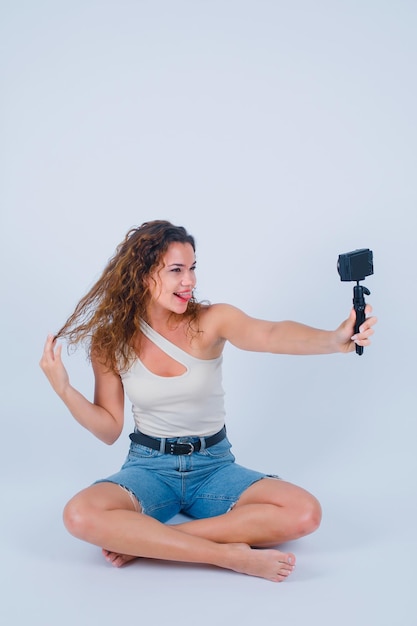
39, 335, 124, 445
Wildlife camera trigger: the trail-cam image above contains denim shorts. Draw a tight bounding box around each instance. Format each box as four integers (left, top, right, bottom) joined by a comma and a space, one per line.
95, 435, 269, 522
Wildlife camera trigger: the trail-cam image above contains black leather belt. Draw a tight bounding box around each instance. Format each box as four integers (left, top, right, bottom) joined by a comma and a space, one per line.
129, 426, 226, 455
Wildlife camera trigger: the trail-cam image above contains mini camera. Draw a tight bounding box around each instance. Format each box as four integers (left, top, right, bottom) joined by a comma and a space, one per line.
337, 248, 374, 356
337, 248, 374, 282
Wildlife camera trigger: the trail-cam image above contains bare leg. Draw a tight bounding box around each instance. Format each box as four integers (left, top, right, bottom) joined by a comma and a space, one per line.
104, 478, 320, 567
63, 483, 296, 582
175, 478, 322, 546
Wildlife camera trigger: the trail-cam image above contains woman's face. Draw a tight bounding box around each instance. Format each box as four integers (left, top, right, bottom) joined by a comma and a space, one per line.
147, 242, 197, 315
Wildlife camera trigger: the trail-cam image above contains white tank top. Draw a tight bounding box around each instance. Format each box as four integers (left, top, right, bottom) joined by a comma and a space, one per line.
120, 319, 225, 437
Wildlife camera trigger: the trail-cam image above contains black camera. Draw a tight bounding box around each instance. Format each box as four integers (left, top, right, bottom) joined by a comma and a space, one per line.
337, 248, 374, 356
337, 248, 374, 282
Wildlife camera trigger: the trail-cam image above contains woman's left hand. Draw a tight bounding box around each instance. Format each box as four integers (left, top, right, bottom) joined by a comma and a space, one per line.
336, 305, 377, 353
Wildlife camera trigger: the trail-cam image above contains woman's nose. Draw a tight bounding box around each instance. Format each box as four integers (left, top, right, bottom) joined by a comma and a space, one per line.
182, 271, 195, 286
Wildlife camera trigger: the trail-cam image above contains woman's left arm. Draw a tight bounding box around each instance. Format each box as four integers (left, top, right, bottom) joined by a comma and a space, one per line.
211, 303, 377, 355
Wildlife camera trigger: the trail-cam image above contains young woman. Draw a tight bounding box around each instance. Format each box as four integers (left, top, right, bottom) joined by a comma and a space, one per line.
40, 220, 376, 582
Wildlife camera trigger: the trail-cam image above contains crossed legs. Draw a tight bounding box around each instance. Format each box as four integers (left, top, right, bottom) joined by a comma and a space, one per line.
63, 477, 321, 582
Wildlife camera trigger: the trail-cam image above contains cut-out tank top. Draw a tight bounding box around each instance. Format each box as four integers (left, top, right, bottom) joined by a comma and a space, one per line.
120, 319, 225, 438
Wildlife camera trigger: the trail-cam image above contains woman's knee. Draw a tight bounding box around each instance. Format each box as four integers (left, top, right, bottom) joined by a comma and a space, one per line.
63, 495, 94, 539
295, 494, 322, 537
63, 482, 141, 539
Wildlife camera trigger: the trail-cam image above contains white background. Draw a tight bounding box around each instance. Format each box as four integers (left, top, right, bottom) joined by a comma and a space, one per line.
1, 1, 416, 625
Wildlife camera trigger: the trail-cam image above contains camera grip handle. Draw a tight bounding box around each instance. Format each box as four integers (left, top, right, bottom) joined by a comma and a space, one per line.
353, 285, 371, 356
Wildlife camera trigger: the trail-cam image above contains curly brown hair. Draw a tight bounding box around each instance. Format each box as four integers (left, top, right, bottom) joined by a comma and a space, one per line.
55, 220, 203, 373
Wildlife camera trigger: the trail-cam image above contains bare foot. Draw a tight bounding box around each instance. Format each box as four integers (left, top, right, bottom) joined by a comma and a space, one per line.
102, 544, 296, 582
102, 548, 138, 568
226, 544, 296, 582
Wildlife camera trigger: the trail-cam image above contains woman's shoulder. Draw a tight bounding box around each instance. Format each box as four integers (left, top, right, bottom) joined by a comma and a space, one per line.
199, 302, 238, 321
198, 302, 247, 337
201, 302, 244, 317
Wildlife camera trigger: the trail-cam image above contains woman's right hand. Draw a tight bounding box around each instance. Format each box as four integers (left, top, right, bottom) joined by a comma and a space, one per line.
39, 335, 124, 444
39, 334, 70, 397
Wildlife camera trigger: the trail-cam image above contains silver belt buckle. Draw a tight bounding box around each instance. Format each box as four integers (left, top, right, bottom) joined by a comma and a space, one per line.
184, 442, 194, 455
